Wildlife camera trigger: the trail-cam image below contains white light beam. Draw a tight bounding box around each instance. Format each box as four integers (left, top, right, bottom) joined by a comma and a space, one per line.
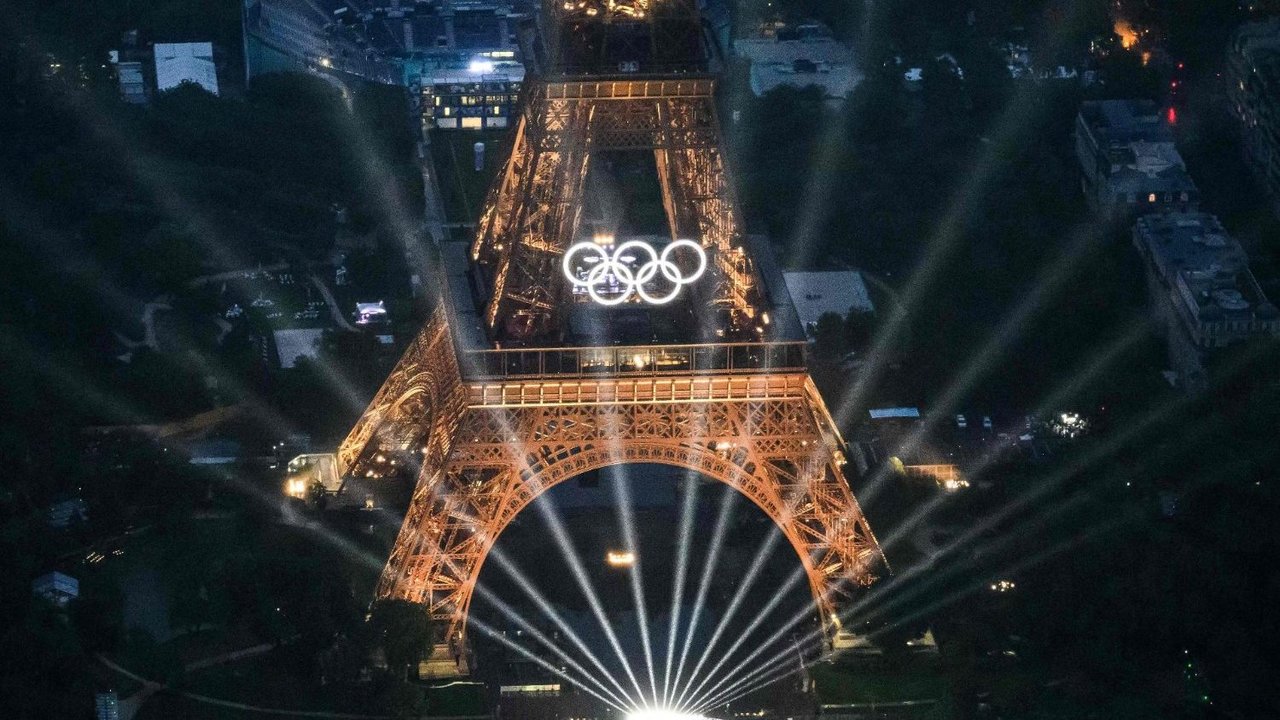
661, 473, 700, 706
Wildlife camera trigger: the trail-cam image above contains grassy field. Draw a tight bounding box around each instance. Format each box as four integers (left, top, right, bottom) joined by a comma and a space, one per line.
429, 129, 514, 225
809, 661, 952, 707
133, 654, 490, 719
94, 510, 473, 719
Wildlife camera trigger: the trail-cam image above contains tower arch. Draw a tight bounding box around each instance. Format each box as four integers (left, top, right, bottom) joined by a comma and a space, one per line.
367, 356, 884, 653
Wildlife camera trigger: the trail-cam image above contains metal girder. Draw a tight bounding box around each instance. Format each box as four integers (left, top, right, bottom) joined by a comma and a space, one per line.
342, 19, 884, 672
336, 307, 466, 480
472, 77, 765, 341
541, 0, 705, 75
474, 85, 593, 339
344, 311, 885, 662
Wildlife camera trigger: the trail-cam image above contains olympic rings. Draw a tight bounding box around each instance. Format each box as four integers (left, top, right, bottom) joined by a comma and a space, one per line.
563, 239, 707, 306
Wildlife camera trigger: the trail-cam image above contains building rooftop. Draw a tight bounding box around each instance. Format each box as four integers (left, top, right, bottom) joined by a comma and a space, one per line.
409, 56, 524, 86
1079, 98, 1197, 202
1137, 213, 1245, 275
1135, 213, 1278, 323
869, 407, 921, 419
274, 327, 325, 368
116, 61, 146, 104
154, 42, 218, 95
736, 32, 861, 100
33, 571, 79, 606
1107, 156, 1198, 197
47, 498, 88, 528
343, 2, 525, 56
1080, 99, 1173, 145
245, 0, 527, 85
782, 270, 874, 335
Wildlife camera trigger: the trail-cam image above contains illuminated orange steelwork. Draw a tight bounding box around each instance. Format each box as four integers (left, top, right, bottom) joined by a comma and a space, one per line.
340, 323, 884, 673
338, 0, 883, 676
470, 76, 765, 341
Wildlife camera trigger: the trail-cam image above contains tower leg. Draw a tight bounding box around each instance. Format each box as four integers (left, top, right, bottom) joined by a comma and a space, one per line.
417, 637, 472, 679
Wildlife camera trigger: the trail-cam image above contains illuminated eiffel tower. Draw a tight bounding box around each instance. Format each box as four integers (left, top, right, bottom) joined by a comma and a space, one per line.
337, 0, 883, 676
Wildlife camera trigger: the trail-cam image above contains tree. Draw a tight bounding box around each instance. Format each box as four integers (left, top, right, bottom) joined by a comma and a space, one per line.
307, 479, 329, 509
845, 65, 905, 142
1092, 48, 1161, 100
70, 593, 123, 654
735, 85, 828, 237
369, 599, 434, 679
0, 599, 95, 718
957, 41, 1013, 122
371, 674, 427, 718
121, 626, 184, 686
811, 312, 850, 360
844, 309, 876, 350
921, 57, 968, 119
137, 222, 205, 291
321, 626, 376, 684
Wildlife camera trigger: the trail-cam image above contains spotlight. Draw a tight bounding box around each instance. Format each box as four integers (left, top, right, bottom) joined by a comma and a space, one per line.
606, 550, 636, 567
626, 712, 713, 720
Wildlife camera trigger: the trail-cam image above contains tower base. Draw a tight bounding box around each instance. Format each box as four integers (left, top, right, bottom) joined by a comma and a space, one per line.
417, 641, 470, 679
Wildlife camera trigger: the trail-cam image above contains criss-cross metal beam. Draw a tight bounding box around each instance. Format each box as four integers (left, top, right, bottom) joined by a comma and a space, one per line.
340, 1, 885, 676
339, 311, 885, 669
470, 77, 766, 341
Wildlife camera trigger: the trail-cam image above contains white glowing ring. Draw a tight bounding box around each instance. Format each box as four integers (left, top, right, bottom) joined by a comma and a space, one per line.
661, 239, 706, 283
587, 260, 633, 306
563, 239, 707, 306
563, 242, 611, 287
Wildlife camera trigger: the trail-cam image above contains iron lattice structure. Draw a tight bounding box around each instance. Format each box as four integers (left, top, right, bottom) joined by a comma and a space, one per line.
540, 0, 705, 75
470, 77, 765, 341
339, 310, 884, 656
337, 1, 884, 669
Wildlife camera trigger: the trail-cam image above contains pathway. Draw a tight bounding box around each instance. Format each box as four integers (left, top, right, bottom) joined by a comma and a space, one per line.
309, 275, 360, 332
114, 295, 173, 360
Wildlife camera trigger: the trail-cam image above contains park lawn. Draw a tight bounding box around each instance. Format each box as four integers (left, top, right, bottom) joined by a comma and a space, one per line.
420, 680, 490, 716
137, 684, 493, 720
132, 692, 224, 719
91, 510, 389, 674
166, 651, 490, 717
164, 625, 263, 667
175, 649, 368, 712
134, 691, 386, 720
810, 662, 950, 706
429, 129, 513, 224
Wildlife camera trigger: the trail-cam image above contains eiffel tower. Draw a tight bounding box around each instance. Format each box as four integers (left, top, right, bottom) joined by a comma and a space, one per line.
337, 0, 884, 676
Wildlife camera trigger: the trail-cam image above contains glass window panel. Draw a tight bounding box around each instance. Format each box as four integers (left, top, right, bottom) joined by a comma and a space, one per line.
581, 349, 615, 374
